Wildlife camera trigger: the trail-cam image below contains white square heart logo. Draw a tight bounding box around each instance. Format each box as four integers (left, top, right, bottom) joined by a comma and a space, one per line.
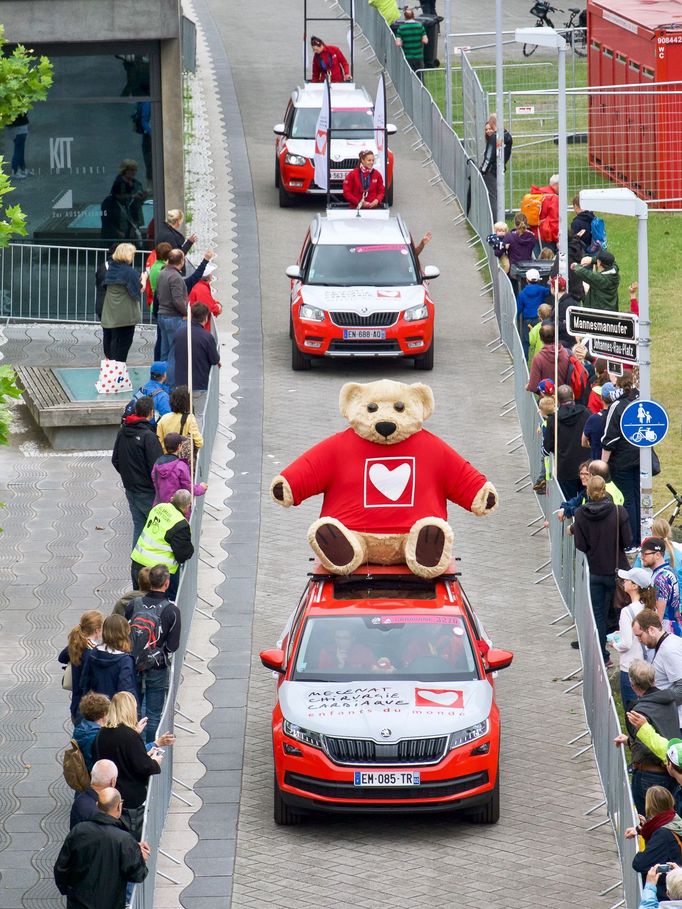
364, 457, 415, 507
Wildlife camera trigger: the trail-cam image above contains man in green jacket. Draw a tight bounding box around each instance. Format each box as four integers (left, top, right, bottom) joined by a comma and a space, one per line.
570, 249, 620, 311
369, 0, 400, 26
627, 709, 682, 786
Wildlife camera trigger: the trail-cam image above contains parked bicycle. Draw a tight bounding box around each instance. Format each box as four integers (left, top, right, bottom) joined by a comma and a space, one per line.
522, 2, 587, 57
666, 483, 682, 529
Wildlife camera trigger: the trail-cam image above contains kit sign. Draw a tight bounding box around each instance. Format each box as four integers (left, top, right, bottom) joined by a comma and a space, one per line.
566, 306, 638, 342
620, 399, 669, 448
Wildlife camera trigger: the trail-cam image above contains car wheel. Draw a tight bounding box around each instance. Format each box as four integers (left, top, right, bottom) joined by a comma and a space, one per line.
413, 338, 434, 371
274, 774, 304, 826
385, 180, 394, 207
279, 180, 294, 208
468, 771, 500, 824
291, 338, 311, 371
275, 158, 281, 188
289, 310, 293, 340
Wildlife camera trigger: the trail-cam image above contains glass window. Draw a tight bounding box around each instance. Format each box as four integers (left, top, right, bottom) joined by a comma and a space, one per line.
307, 243, 418, 286
291, 106, 374, 139
2, 47, 159, 249
293, 615, 479, 682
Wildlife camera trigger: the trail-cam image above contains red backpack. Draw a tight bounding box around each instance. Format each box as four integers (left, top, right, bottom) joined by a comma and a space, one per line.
566, 355, 589, 404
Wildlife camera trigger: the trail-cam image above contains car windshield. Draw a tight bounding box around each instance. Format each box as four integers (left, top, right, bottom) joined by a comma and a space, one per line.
291, 106, 374, 139
292, 615, 480, 683
307, 243, 418, 287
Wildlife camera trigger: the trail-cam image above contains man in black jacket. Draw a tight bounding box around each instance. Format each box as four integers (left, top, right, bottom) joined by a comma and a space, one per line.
125, 564, 181, 744
543, 384, 590, 497
54, 787, 149, 909
602, 381, 641, 546
112, 396, 163, 548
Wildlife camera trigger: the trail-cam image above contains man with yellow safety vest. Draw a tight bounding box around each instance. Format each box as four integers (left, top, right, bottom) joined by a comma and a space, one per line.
131, 489, 193, 600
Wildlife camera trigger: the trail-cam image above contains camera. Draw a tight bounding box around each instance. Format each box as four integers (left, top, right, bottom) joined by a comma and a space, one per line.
657, 864, 672, 874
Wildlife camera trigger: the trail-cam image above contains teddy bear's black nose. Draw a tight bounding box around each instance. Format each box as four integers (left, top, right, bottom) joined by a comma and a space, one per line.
375, 421, 397, 438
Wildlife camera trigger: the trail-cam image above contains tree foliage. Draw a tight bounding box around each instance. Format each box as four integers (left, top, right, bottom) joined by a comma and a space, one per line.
0, 364, 21, 447
0, 24, 53, 248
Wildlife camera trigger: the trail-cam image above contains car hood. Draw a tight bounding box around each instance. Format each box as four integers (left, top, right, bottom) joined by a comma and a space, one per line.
300, 284, 426, 313
285, 138, 381, 160
280, 679, 493, 740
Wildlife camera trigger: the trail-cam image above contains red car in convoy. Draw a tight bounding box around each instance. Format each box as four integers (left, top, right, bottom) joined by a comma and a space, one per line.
260, 564, 513, 825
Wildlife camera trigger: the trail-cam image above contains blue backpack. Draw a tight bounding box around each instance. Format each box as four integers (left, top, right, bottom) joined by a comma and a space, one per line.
122, 386, 163, 426
587, 216, 607, 253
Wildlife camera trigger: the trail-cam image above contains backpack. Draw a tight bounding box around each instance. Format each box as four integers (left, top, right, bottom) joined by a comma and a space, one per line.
63, 739, 90, 791
122, 386, 163, 425
129, 599, 167, 672
520, 192, 544, 228
587, 216, 607, 253
566, 354, 590, 404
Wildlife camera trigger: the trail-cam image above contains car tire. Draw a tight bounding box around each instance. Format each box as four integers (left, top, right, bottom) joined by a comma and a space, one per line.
275, 158, 281, 188
291, 338, 311, 371
274, 774, 304, 826
413, 338, 434, 371
279, 180, 294, 208
385, 180, 394, 207
468, 771, 500, 824
289, 310, 293, 340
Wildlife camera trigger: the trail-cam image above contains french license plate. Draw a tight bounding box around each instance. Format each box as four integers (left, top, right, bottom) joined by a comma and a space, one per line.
354, 771, 421, 787
331, 169, 351, 181
343, 329, 386, 340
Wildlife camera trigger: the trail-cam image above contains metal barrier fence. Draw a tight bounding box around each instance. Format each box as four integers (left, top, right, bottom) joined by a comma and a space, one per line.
461, 52, 488, 168
131, 362, 219, 909
0, 243, 154, 323
341, 1, 640, 903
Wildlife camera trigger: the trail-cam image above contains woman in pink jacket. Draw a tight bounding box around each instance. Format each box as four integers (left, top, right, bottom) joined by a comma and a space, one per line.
151, 432, 207, 505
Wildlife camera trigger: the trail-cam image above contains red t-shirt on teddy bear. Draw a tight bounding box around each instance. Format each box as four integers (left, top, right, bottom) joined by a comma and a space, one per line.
281, 428, 487, 534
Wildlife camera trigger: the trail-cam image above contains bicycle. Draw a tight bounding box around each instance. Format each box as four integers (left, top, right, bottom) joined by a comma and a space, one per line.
666, 483, 682, 529
522, 2, 587, 58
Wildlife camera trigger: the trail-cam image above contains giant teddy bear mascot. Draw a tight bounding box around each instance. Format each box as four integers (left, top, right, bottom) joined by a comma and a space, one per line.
270, 379, 497, 579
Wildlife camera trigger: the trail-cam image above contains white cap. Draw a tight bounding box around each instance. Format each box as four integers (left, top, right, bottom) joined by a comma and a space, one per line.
525, 268, 541, 282
549, 174, 560, 185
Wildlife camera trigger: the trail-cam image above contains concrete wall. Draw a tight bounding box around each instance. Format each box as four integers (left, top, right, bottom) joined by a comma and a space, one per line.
0, 0, 181, 43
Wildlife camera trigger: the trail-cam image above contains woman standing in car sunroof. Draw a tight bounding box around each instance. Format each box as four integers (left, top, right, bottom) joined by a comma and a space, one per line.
342, 150, 385, 210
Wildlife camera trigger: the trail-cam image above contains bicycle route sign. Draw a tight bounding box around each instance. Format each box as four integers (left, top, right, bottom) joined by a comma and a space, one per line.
620, 399, 669, 448
565, 306, 638, 342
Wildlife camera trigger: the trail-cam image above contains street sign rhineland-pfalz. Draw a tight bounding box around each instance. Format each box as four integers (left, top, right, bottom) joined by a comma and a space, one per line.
620, 399, 669, 448
566, 306, 638, 342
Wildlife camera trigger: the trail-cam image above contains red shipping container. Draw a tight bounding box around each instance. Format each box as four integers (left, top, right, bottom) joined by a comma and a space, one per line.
587, 0, 682, 208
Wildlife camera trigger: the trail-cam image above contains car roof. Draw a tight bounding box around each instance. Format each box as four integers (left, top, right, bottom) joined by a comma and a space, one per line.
292, 82, 373, 109
311, 210, 411, 246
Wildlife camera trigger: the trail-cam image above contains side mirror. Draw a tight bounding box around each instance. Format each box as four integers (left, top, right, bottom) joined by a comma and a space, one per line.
386, 123, 397, 135
286, 265, 301, 279
485, 648, 514, 673
422, 265, 440, 280
260, 648, 286, 674
273, 123, 286, 136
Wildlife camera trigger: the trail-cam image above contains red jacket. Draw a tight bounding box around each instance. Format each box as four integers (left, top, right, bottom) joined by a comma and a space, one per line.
312, 45, 350, 83
188, 279, 222, 330
281, 427, 489, 535
343, 167, 385, 208
532, 184, 559, 244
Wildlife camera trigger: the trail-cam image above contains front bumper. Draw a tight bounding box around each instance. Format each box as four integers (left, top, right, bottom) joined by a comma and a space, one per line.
292, 310, 434, 359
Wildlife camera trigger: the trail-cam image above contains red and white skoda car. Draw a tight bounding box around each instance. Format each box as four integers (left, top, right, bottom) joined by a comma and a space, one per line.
260, 565, 513, 825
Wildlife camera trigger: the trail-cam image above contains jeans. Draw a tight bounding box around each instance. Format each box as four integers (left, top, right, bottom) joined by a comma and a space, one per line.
138, 666, 169, 744
131, 562, 180, 600
102, 325, 136, 363
158, 315, 183, 386
631, 769, 678, 817
590, 573, 616, 662
520, 317, 538, 360
483, 171, 498, 221
125, 489, 156, 551
620, 670, 637, 714
12, 132, 27, 172
612, 467, 641, 546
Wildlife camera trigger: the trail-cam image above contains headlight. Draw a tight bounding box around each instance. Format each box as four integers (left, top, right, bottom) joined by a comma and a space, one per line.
283, 719, 324, 749
285, 153, 307, 166
403, 303, 429, 322
299, 304, 325, 322
448, 719, 489, 750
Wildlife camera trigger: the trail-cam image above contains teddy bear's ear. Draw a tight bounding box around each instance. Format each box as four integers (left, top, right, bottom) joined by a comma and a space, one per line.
339, 382, 364, 418
410, 383, 435, 420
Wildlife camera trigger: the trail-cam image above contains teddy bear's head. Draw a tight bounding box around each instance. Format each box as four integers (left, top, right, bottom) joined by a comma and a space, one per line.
339, 379, 434, 445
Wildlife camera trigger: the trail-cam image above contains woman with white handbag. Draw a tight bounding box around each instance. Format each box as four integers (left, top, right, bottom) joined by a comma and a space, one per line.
58, 610, 104, 724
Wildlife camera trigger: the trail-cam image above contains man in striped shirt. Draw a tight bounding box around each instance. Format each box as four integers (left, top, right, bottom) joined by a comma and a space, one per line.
395, 9, 428, 77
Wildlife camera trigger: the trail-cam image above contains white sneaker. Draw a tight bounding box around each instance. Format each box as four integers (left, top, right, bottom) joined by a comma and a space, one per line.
11, 170, 26, 180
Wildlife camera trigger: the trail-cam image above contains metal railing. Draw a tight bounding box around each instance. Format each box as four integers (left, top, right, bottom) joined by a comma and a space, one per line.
131, 360, 219, 909
0, 243, 154, 324
341, 1, 640, 904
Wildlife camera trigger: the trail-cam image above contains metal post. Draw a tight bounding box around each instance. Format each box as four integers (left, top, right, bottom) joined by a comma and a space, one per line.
557, 41, 568, 280
444, 0, 452, 126
637, 208, 653, 540
495, 0, 505, 221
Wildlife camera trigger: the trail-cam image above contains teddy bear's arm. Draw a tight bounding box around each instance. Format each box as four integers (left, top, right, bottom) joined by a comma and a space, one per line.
269, 435, 340, 509
270, 475, 294, 507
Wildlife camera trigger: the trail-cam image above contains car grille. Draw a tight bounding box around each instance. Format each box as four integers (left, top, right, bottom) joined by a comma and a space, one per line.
330, 311, 399, 327
285, 771, 489, 801
330, 157, 359, 171
327, 339, 401, 353
324, 735, 448, 766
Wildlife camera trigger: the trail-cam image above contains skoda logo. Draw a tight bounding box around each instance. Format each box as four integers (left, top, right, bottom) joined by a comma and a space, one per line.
361, 307, 368, 314
380, 728, 391, 739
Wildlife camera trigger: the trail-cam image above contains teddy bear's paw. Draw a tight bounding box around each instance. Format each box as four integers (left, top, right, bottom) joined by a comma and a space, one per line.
471, 481, 498, 516
308, 518, 364, 574
270, 475, 294, 507
405, 517, 454, 579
